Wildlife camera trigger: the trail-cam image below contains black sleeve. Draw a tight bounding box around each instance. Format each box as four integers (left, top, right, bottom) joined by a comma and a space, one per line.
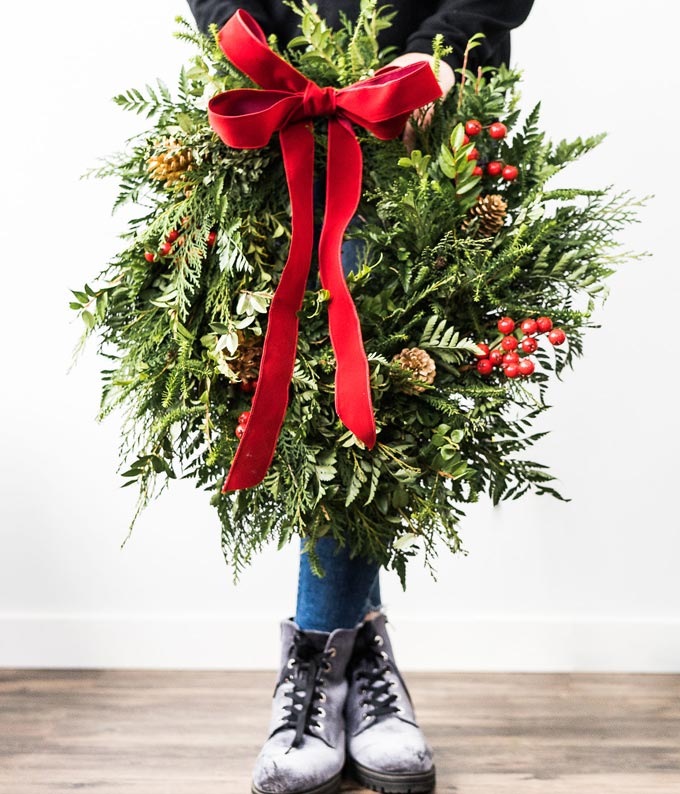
404, 0, 535, 70
185, 1, 271, 36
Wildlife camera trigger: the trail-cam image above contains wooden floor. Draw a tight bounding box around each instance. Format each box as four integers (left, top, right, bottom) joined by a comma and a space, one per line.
1, 670, 679, 793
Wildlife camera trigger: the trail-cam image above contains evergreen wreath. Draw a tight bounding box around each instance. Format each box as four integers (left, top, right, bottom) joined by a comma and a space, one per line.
73, 1, 644, 584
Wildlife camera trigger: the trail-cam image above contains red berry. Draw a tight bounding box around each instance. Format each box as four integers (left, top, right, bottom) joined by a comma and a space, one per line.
167, 229, 179, 243
144, 251, 155, 263
501, 335, 518, 351
159, 241, 172, 256
518, 358, 535, 376
497, 316, 515, 334
502, 165, 519, 181
240, 379, 258, 394
462, 134, 470, 145
520, 318, 538, 336
520, 336, 538, 354
489, 349, 504, 366
548, 328, 566, 346
486, 161, 503, 176
207, 230, 217, 247
488, 122, 507, 140
467, 148, 480, 161
476, 358, 493, 375
503, 363, 520, 378
472, 166, 484, 177
465, 119, 482, 136
235, 424, 246, 439
502, 351, 520, 365
536, 316, 553, 333
474, 343, 490, 359
238, 411, 251, 425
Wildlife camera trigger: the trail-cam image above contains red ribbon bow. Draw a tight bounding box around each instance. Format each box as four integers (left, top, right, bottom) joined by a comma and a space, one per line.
208, 10, 442, 492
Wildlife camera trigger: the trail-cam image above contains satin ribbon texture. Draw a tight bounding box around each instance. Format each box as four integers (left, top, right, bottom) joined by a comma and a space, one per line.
208, 10, 442, 492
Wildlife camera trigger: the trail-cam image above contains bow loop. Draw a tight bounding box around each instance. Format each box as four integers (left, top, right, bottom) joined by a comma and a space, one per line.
207, 10, 442, 491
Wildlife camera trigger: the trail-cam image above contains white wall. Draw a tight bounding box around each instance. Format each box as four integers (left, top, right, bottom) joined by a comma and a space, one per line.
1, 1, 678, 671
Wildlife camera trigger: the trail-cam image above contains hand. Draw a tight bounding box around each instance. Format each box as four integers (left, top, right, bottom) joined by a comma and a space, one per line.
386, 53, 455, 152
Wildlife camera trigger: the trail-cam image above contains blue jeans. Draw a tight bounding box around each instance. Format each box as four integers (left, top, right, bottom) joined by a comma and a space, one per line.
295, 188, 381, 632
296, 536, 382, 631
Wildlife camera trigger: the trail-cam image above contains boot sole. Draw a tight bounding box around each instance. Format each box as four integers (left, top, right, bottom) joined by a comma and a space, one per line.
252, 771, 342, 794
345, 757, 436, 793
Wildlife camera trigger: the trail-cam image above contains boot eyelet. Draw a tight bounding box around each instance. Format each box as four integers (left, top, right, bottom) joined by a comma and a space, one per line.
322, 661, 332, 673
362, 713, 372, 721
380, 651, 388, 660
318, 692, 327, 702
374, 635, 384, 646
316, 707, 326, 719
287, 658, 296, 669
328, 647, 337, 657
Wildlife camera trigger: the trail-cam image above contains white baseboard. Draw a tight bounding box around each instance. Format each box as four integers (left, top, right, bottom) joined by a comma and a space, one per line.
1, 614, 679, 672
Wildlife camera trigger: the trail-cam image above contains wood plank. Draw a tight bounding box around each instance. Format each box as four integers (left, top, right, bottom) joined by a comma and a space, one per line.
1, 671, 679, 793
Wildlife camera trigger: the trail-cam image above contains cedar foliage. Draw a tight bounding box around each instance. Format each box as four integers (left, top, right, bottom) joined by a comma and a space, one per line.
73, 1, 644, 585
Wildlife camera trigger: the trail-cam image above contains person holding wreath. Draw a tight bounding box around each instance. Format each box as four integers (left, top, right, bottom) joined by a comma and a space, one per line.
183, 2, 534, 793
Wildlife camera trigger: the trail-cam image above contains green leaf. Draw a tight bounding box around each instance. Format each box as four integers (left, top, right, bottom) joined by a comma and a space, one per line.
250, 295, 268, 313
449, 122, 466, 150
438, 144, 455, 178
393, 533, 419, 550
216, 331, 239, 355
316, 465, 337, 482
177, 113, 194, 133
456, 178, 480, 195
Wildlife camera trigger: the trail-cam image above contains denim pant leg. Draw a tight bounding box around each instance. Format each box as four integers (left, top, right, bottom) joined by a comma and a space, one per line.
296, 537, 382, 631
294, 189, 380, 632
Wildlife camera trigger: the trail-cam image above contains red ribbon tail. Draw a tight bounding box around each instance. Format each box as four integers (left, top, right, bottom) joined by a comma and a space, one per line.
222, 123, 316, 492
319, 119, 376, 450
210, 11, 449, 490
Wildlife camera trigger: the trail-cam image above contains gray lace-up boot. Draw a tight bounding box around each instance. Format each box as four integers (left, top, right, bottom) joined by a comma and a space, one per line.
344, 614, 435, 793
251, 618, 358, 794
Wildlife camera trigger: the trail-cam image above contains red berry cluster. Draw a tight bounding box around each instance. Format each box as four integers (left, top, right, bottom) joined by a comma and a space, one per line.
144, 228, 217, 263
234, 410, 251, 439
463, 119, 518, 181
474, 315, 567, 379
234, 380, 259, 437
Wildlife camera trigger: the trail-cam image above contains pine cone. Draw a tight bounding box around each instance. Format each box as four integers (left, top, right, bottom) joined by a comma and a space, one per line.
392, 347, 436, 393
463, 194, 508, 237
227, 332, 263, 382
147, 139, 194, 188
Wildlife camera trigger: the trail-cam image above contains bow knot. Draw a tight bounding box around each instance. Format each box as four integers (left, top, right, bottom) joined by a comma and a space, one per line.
208, 10, 442, 491
301, 83, 337, 119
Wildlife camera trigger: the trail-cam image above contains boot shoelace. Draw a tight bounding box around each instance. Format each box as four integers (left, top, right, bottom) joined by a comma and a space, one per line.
353, 630, 401, 722
276, 630, 336, 749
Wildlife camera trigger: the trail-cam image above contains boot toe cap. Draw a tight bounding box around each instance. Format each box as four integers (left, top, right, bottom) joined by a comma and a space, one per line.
252, 731, 343, 793
348, 718, 434, 774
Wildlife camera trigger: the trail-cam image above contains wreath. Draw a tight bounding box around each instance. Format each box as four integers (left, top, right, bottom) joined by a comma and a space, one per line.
73, 1, 642, 584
